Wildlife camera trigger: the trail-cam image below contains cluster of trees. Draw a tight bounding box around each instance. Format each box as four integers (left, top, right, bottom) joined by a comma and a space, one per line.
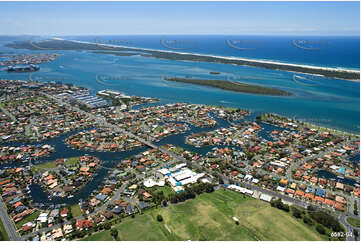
151, 183, 215, 205
169, 189, 196, 204
316, 224, 326, 235
292, 206, 303, 218
169, 183, 215, 204
292, 206, 313, 226
309, 210, 343, 233
270, 199, 290, 212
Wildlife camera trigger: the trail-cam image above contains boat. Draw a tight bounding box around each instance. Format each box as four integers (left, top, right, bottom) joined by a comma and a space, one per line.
67, 195, 74, 198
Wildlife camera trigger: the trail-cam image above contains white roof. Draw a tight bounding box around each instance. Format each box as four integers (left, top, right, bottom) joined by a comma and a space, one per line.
168, 176, 178, 187
172, 169, 194, 181
228, 185, 253, 194
260, 193, 273, 202
143, 178, 165, 188
158, 168, 170, 175
277, 186, 286, 192
180, 173, 205, 185
244, 174, 253, 180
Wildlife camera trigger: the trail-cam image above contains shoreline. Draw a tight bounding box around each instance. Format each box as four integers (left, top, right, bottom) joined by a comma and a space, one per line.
55, 37, 359, 75
8, 37, 360, 81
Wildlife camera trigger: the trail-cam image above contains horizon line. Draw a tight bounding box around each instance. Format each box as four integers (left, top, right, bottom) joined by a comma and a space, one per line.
1, 34, 360, 37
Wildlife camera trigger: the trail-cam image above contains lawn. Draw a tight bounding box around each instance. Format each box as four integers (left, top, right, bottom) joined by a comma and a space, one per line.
33, 161, 56, 170
347, 217, 360, 228
70, 204, 82, 218
81, 189, 326, 241
64, 157, 80, 166
0, 219, 10, 241
34, 156, 80, 170
82, 212, 177, 241
15, 210, 40, 229
150, 186, 175, 199
82, 230, 114, 241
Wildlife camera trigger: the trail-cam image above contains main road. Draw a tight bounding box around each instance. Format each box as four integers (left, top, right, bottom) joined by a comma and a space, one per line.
0, 197, 22, 241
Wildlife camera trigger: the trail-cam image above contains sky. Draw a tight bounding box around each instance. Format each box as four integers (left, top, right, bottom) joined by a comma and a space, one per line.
0, 1, 360, 36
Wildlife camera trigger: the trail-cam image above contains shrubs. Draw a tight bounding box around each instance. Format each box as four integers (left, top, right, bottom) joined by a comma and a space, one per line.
303, 216, 314, 226
309, 211, 343, 232
270, 199, 290, 212
354, 202, 358, 216
104, 223, 111, 230
292, 207, 303, 219
157, 214, 163, 222
316, 224, 326, 235
110, 229, 118, 239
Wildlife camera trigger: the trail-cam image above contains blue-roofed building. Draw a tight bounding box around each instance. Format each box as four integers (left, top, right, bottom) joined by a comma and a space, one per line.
316, 188, 326, 197
111, 206, 123, 214
9, 197, 22, 205
15, 205, 26, 213
337, 167, 346, 175
138, 201, 149, 210
95, 193, 107, 201
306, 187, 315, 194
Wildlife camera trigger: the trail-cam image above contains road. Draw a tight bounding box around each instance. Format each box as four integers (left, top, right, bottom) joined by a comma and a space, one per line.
0, 197, 22, 241
339, 214, 357, 241
0, 104, 16, 122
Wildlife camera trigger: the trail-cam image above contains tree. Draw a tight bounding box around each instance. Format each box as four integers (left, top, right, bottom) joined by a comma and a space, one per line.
292, 207, 303, 219
104, 223, 111, 230
354, 202, 358, 216
303, 216, 314, 226
157, 214, 163, 222
110, 229, 118, 239
316, 224, 326, 235
353, 229, 359, 240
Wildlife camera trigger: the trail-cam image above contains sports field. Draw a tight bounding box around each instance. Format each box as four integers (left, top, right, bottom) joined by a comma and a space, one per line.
81, 189, 327, 241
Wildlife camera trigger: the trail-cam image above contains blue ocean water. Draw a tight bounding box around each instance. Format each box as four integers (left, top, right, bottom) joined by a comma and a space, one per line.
0, 35, 359, 133
68, 35, 360, 69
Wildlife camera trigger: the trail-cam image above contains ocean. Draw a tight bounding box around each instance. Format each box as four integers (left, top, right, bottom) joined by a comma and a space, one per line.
0, 35, 359, 133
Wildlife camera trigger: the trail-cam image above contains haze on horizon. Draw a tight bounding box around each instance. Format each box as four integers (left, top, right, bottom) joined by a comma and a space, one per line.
0, 1, 360, 36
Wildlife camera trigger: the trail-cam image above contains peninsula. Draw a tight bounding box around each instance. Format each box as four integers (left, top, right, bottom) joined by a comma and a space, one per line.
6, 38, 360, 81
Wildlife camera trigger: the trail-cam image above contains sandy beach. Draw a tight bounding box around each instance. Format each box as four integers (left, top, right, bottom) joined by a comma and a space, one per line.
50, 37, 360, 82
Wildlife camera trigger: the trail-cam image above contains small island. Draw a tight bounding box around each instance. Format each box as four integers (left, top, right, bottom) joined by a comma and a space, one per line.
164, 77, 292, 96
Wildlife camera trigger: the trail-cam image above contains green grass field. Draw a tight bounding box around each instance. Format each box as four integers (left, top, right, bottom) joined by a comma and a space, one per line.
15, 210, 40, 229
71, 204, 82, 218
347, 217, 360, 228
33, 157, 80, 171
150, 186, 175, 199
82, 230, 114, 241
81, 189, 326, 241
0, 219, 10, 241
